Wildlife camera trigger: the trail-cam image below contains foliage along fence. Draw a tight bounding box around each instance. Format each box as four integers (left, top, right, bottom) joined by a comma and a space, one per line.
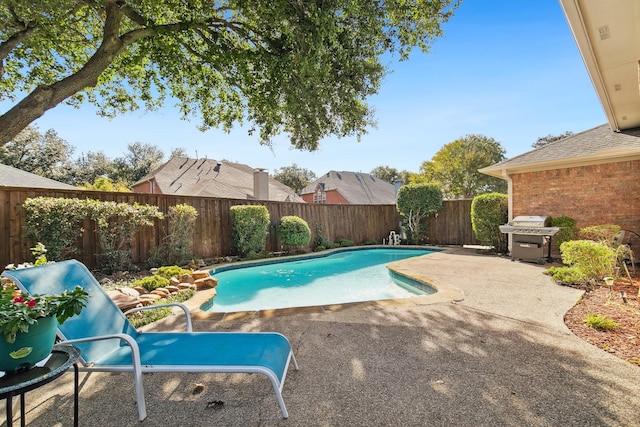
0, 187, 478, 269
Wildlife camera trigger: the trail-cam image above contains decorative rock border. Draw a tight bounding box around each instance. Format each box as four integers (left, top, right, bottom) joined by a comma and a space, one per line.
107, 270, 218, 312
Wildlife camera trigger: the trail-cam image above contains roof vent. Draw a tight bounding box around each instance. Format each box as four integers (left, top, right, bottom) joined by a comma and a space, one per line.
598, 25, 610, 41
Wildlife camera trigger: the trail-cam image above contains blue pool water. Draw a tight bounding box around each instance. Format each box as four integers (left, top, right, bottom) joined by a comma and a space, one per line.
202, 248, 437, 313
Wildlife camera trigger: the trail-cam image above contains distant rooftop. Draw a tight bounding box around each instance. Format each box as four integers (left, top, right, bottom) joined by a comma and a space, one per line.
0, 164, 78, 190
134, 157, 304, 202
300, 171, 396, 204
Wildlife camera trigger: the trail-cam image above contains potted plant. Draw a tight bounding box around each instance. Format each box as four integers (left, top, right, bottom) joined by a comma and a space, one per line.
0, 282, 88, 372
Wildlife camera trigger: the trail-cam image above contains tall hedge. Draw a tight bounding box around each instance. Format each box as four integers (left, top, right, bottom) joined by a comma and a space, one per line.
230, 205, 270, 258
470, 193, 508, 253
23, 197, 163, 271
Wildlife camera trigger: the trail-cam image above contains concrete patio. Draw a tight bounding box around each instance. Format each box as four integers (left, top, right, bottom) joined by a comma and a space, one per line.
3, 247, 640, 426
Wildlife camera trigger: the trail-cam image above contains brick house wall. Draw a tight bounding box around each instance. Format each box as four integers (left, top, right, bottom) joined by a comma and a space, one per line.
132, 180, 157, 194
511, 159, 640, 253
301, 188, 349, 204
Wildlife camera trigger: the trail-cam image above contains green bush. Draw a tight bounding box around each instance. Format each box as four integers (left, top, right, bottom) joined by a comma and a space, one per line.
312, 221, 332, 252
230, 205, 270, 258
165, 204, 199, 264
22, 197, 88, 261
470, 193, 508, 253
582, 313, 619, 331
396, 183, 442, 244
335, 238, 354, 247
133, 275, 170, 292
87, 200, 163, 273
155, 265, 192, 280
556, 240, 616, 284
278, 216, 311, 249
550, 216, 578, 253
543, 265, 587, 284
148, 204, 199, 267
579, 224, 623, 244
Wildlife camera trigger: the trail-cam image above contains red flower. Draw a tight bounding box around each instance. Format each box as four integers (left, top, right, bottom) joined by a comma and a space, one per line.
13, 296, 25, 303
26, 300, 37, 308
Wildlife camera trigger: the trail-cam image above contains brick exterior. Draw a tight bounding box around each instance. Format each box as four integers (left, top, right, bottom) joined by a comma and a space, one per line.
511, 159, 640, 252
301, 189, 349, 204
132, 180, 158, 194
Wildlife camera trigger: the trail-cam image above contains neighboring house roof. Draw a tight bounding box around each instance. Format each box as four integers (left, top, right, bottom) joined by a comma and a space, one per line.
560, 0, 640, 131
480, 124, 640, 178
133, 157, 304, 202
0, 164, 77, 190
300, 171, 396, 204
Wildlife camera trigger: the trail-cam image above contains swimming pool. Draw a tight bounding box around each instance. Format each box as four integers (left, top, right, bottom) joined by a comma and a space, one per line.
202, 247, 437, 313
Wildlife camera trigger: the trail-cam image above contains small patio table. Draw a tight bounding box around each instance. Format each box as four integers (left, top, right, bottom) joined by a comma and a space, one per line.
0, 344, 80, 427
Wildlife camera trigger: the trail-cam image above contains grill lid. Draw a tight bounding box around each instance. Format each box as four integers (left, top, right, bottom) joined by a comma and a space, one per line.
499, 215, 560, 236
510, 215, 551, 227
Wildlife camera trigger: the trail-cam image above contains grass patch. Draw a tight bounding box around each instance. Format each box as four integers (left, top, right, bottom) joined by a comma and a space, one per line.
582, 313, 619, 331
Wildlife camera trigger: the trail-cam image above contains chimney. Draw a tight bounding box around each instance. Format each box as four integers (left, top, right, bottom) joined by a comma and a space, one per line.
253, 168, 269, 200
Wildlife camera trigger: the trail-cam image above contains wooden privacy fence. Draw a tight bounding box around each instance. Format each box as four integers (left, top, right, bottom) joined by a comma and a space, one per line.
0, 187, 478, 268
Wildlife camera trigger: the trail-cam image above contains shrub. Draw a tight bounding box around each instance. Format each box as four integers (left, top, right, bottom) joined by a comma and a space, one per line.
553, 240, 617, 284
155, 265, 193, 280
278, 216, 311, 249
550, 216, 578, 253
579, 224, 621, 244
22, 197, 87, 261
230, 205, 270, 258
87, 200, 163, 273
396, 183, 442, 244
312, 221, 332, 252
578, 223, 633, 275
335, 238, 354, 247
582, 313, 619, 331
148, 204, 199, 267
133, 275, 170, 292
470, 193, 508, 253
165, 204, 198, 264
544, 266, 587, 284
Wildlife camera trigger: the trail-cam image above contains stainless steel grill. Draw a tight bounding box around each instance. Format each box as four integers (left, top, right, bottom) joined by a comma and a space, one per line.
499, 216, 560, 264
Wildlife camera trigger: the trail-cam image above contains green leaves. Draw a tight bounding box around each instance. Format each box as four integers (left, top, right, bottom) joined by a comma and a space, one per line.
1, 0, 460, 149
420, 134, 507, 199
230, 205, 270, 257
396, 183, 442, 243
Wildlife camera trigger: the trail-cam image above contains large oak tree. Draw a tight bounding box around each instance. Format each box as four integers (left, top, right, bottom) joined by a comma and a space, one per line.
0, 0, 459, 149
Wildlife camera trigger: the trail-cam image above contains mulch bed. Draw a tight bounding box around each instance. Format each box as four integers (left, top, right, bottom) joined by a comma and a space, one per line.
563, 275, 640, 366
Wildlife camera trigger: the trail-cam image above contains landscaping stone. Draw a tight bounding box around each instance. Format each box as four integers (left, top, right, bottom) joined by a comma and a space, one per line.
166, 285, 180, 293
151, 289, 170, 298
179, 273, 195, 284
106, 290, 142, 311
194, 276, 218, 290
118, 286, 140, 297
191, 271, 210, 280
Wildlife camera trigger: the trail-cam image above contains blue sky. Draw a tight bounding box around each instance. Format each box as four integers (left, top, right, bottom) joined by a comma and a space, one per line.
19, 0, 606, 177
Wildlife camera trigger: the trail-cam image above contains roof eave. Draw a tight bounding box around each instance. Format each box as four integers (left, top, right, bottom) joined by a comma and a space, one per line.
559, 0, 618, 131
480, 147, 640, 178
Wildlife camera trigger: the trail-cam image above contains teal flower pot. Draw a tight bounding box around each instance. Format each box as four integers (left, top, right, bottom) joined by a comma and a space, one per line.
0, 316, 58, 373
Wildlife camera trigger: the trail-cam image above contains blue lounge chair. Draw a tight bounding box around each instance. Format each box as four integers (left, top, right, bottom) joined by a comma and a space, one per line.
2, 259, 298, 421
